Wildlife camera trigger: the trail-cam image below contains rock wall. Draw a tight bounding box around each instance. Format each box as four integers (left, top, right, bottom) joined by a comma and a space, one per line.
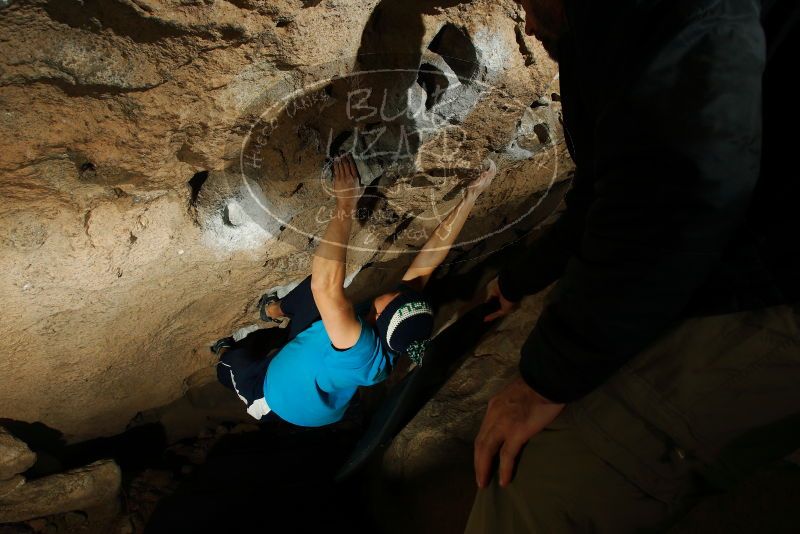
0, 0, 569, 440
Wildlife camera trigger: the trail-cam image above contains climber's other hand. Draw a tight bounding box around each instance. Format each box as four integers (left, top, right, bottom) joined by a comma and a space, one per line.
467, 158, 497, 200
332, 154, 363, 212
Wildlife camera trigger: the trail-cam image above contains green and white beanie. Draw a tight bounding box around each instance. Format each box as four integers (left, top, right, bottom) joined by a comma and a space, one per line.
375, 288, 434, 365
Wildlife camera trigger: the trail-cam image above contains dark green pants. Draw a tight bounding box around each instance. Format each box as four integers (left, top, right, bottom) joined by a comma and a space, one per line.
467, 304, 800, 533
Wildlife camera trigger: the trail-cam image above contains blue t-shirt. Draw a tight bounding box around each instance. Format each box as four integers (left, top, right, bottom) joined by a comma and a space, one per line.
263, 317, 391, 427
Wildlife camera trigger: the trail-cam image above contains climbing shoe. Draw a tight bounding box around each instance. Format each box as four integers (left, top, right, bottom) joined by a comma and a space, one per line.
210, 336, 234, 355
258, 292, 289, 327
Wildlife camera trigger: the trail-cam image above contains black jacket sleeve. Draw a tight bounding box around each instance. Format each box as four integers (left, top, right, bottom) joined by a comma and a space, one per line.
520, 1, 766, 403
497, 171, 592, 302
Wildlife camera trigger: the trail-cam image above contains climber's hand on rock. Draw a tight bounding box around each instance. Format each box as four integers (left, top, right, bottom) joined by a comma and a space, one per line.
483, 276, 516, 322
467, 158, 497, 200
332, 154, 363, 212
474, 377, 565, 489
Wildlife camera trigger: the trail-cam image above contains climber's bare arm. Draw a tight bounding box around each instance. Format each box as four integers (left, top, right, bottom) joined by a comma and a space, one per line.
311, 155, 364, 349
402, 160, 497, 291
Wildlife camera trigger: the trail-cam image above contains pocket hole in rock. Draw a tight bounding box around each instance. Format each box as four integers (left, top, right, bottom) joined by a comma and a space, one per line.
533, 123, 551, 145
417, 63, 450, 109
328, 130, 353, 157
428, 23, 478, 82
79, 161, 97, 180
188, 170, 209, 206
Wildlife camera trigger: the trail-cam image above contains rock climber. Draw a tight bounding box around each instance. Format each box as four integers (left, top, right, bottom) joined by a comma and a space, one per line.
469, 0, 800, 531
214, 153, 496, 427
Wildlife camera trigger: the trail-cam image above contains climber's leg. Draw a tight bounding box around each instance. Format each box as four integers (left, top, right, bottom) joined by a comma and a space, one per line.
233, 326, 288, 356
216, 328, 289, 421
217, 346, 279, 421
279, 276, 323, 340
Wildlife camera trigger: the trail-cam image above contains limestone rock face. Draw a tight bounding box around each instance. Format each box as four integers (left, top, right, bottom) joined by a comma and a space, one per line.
0, 459, 121, 523
0, 476, 25, 499
0, 0, 570, 440
0, 428, 36, 481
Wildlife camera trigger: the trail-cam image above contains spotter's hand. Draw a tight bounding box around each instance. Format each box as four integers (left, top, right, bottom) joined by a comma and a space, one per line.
474, 377, 565, 489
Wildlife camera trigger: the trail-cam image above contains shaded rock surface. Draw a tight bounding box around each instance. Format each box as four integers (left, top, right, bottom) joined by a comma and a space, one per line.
0, 428, 36, 481
0, 459, 120, 524
0, 477, 24, 500
370, 287, 550, 534
0, 0, 570, 441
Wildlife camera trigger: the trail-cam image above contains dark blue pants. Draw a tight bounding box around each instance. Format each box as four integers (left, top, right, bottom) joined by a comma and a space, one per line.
281, 276, 322, 341
264, 275, 372, 339
216, 276, 322, 420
